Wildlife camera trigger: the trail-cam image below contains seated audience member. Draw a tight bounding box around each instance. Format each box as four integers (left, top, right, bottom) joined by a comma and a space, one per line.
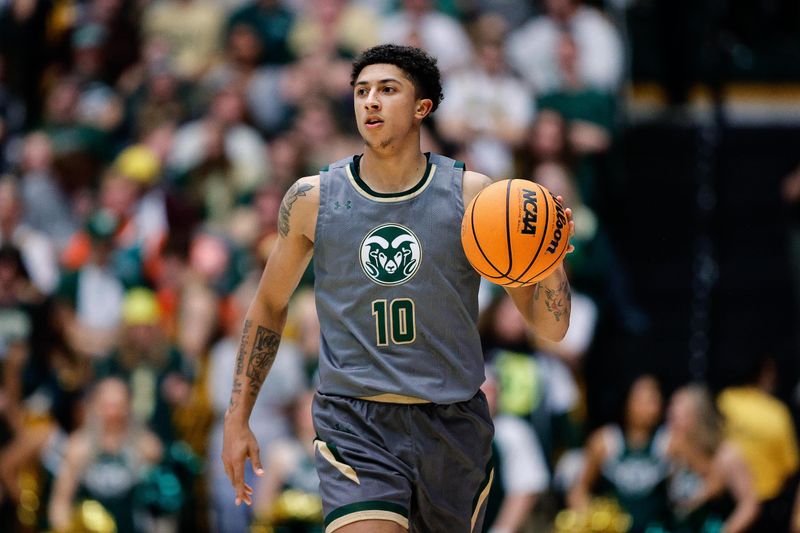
48, 377, 162, 533
568, 375, 669, 533
437, 13, 533, 178
94, 288, 192, 445
480, 369, 549, 533
506, 0, 623, 94
666, 385, 759, 533
253, 390, 322, 532
718, 357, 800, 532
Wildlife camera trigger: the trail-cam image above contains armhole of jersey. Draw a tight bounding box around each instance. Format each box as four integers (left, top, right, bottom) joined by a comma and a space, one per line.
314, 170, 328, 245
454, 159, 467, 219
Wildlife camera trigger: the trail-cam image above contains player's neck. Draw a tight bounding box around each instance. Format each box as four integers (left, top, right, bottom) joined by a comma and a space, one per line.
359, 142, 427, 194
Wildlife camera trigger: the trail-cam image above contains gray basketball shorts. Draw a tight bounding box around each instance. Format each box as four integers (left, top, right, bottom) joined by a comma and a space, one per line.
311, 391, 495, 533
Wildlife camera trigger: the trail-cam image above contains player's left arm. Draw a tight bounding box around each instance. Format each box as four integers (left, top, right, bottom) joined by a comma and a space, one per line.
462, 171, 573, 342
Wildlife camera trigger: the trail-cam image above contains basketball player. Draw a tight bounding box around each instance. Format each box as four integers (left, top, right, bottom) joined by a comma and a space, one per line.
222, 44, 573, 532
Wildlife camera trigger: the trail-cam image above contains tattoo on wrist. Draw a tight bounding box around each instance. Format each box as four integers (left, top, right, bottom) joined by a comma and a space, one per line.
539, 278, 571, 322
245, 326, 281, 397
229, 378, 243, 410
279, 182, 314, 237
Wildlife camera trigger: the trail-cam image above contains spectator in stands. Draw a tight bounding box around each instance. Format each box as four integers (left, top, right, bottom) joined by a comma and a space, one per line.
437, 13, 533, 178
480, 292, 581, 465
204, 21, 298, 137
538, 31, 615, 158
143, 0, 224, 81
0, 54, 26, 173
56, 210, 125, 358
506, 0, 623, 94
289, 98, 362, 177
568, 375, 669, 532
168, 85, 269, 228
480, 368, 549, 533
125, 62, 188, 140
288, 0, 378, 60
0, 245, 42, 429
665, 385, 759, 533
18, 132, 78, 250
94, 287, 192, 445
0, 175, 58, 295
226, 0, 295, 66
252, 390, 321, 532
48, 377, 162, 533
718, 357, 800, 532
380, 0, 473, 74
42, 76, 111, 193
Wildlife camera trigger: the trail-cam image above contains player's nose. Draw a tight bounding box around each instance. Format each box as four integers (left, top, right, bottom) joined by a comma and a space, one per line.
365, 88, 380, 109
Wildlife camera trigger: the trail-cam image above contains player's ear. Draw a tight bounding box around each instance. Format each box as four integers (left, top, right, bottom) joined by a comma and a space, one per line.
414, 98, 433, 120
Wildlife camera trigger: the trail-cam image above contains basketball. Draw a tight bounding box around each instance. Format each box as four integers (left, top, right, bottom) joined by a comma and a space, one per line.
461, 179, 569, 287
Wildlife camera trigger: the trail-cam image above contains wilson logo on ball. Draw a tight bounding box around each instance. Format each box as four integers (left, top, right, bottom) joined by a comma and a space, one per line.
546, 198, 567, 254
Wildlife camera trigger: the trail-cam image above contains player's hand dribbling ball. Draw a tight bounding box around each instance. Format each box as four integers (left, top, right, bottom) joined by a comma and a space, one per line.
461, 179, 569, 287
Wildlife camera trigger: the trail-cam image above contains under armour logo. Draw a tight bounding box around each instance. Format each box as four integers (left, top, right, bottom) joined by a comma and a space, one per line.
334, 201, 352, 210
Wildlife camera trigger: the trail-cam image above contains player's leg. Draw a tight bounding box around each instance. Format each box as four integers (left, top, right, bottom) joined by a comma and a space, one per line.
312, 393, 413, 533
331, 519, 408, 532
409, 392, 495, 532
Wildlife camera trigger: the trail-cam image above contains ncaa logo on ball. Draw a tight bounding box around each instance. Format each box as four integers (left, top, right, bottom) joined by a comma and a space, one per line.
359, 223, 422, 286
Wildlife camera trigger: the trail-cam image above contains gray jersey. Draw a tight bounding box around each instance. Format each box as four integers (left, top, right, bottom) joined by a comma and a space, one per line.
313, 153, 483, 403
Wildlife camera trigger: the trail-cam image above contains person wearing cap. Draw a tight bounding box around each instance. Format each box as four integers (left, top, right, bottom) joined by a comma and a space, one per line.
60, 144, 166, 284
94, 287, 192, 445
56, 209, 125, 359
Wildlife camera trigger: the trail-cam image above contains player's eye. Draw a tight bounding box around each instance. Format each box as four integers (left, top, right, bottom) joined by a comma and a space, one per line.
356, 88, 368, 96
382, 86, 396, 93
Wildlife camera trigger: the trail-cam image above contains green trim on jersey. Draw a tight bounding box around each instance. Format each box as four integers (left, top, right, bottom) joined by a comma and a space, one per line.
349, 153, 433, 199
454, 160, 466, 171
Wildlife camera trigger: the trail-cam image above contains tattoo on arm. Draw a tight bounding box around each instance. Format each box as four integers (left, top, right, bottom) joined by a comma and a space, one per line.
234, 320, 251, 376
539, 279, 571, 322
279, 182, 314, 237
245, 326, 281, 397
229, 379, 243, 410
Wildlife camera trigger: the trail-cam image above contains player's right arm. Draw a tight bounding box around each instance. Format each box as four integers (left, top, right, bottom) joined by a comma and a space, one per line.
221, 176, 319, 507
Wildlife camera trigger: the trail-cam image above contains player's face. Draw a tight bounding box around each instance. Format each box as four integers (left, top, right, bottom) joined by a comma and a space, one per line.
353, 63, 422, 149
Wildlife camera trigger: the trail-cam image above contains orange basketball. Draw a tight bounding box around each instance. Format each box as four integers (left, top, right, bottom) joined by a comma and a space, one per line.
461, 179, 569, 287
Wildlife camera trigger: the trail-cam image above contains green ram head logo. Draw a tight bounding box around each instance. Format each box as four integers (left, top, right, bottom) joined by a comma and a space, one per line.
359, 224, 421, 286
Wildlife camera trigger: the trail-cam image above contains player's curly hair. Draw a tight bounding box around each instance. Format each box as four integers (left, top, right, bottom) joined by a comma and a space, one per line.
351, 44, 444, 113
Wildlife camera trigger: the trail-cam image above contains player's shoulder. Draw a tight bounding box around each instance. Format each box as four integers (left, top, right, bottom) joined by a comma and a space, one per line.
462, 170, 493, 206
279, 175, 320, 239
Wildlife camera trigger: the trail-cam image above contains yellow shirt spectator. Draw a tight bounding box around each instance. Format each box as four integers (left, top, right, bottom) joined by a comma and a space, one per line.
718, 386, 799, 500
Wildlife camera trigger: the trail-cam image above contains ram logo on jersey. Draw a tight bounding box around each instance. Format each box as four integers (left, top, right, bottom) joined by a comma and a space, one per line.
359, 224, 421, 286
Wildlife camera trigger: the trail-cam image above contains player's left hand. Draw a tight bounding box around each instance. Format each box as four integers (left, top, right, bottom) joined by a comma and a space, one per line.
556, 195, 575, 254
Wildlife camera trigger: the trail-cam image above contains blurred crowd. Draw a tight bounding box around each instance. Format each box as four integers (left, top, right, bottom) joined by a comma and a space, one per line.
0, 0, 798, 532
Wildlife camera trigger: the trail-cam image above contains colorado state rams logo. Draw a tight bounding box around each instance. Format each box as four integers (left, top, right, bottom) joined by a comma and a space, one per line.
359, 224, 421, 286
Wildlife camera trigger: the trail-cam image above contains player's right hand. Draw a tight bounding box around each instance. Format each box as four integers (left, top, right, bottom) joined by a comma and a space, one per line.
221, 416, 264, 506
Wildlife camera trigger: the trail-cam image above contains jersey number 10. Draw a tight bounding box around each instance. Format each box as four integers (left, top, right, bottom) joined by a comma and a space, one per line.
371, 299, 416, 346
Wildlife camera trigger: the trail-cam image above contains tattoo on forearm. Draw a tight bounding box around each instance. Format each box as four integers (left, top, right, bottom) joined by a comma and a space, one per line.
229, 379, 243, 410
279, 182, 314, 237
235, 320, 251, 376
245, 326, 281, 397
540, 279, 571, 322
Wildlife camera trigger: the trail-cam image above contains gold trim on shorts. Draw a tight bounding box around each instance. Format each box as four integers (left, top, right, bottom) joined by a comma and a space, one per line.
470, 467, 494, 532
314, 440, 360, 485
326, 510, 409, 532
357, 393, 431, 404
